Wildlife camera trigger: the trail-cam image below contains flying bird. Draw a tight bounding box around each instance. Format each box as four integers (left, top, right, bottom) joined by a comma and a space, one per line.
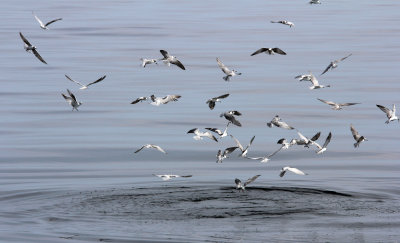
206, 93, 229, 110
220, 110, 242, 127
206, 122, 231, 139
245, 147, 282, 163
317, 98, 360, 110
251, 47, 287, 56
304, 72, 330, 89
187, 128, 218, 142
19, 32, 47, 64
320, 54, 352, 75
235, 175, 261, 191
159, 50, 185, 70
33, 12, 62, 30
65, 74, 106, 90
140, 58, 158, 68
216, 58, 242, 81
267, 115, 294, 130
61, 89, 82, 111
230, 135, 255, 157
313, 132, 332, 154
130, 96, 148, 104
270, 20, 294, 28
309, 0, 321, 4
290, 131, 321, 148
295, 72, 313, 82
376, 104, 399, 124
350, 124, 367, 148
216, 146, 239, 163
134, 144, 167, 154
279, 167, 308, 177
150, 94, 181, 106
277, 138, 291, 150
153, 174, 192, 181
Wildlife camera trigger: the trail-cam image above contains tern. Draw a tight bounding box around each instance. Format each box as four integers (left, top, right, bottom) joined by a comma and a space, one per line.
279, 167, 308, 177
295, 72, 313, 82
206, 93, 229, 110
317, 98, 360, 110
150, 94, 181, 106
305, 72, 330, 89
290, 131, 321, 148
153, 174, 192, 181
140, 58, 158, 68
33, 12, 62, 30
206, 122, 231, 138
320, 54, 352, 75
376, 104, 399, 124
61, 89, 82, 111
312, 132, 332, 154
220, 110, 242, 127
130, 96, 148, 104
159, 50, 185, 70
251, 47, 286, 56
134, 144, 167, 154
309, 0, 321, 4
19, 32, 47, 64
277, 138, 291, 149
65, 74, 106, 90
187, 128, 218, 142
245, 147, 282, 163
235, 175, 261, 191
230, 135, 255, 157
216, 58, 242, 81
216, 146, 239, 163
267, 115, 294, 130
270, 20, 294, 28
350, 124, 367, 148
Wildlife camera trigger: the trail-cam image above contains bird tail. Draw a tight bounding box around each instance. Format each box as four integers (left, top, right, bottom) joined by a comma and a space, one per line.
267, 122, 272, 128
353, 142, 359, 148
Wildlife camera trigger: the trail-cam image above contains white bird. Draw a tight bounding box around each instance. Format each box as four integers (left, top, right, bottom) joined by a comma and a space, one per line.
245, 146, 282, 163
312, 132, 332, 154
317, 98, 360, 110
295, 72, 313, 82
140, 58, 158, 68
205, 122, 231, 139
216, 58, 242, 81
206, 93, 230, 110
350, 124, 367, 148
216, 146, 239, 163
220, 110, 242, 127
230, 135, 255, 157
150, 94, 181, 106
19, 32, 47, 64
33, 12, 62, 30
270, 20, 294, 28
61, 89, 82, 111
267, 115, 294, 130
309, 0, 321, 4
251, 47, 287, 56
277, 138, 291, 149
321, 54, 352, 75
134, 144, 167, 154
130, 96, 148, 104
153, 174, 192, 181
65, 74, 106, 90
159, 50, 185, 70
235, 175, 261, 191
187, 128, 218, 142
306, 72, 330, 89
279, 167, 308, 177
376, 104, 399, 124
290, 131, 321, 148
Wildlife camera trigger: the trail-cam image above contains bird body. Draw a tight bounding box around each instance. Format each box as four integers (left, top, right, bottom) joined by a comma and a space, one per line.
376, 104, 399, 124
160, 50, 185, 70
61, 89, 82, 111
350, 124, 367, 148
271, 20, 294, 28
206, 93, 229, 110
187, 128, 218, 142
220, 110, 242, 127
140, 58, 158, 68
150, 94, 181, 106
216, 58, 241, 81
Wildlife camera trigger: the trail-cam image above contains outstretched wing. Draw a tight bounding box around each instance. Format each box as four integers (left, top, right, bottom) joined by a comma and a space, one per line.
160, 50, 170, 58
310, 73, 320, 86
244, 175, 261, 186
161, 95, 181, 104
339, 53, 352, 62
224, 113, 241, 127
45, 18, 62, 27
320, 63, 332, 75
33, 14, 44, 27
65, 75, 85, 87
19, 32, 32, 46
322, 132, 332, 148
86, 75, 106, 87
340, 102, 360, 107
376, 104, 392, 118
272, 47, 287, 55
32, 49, 47, 64
287, 167, 307, 176
216, 58, 230, 74
134, 145, 146, 153
171, 59, 185, 70
216, 93, 230, 99
310, 132, 321, 142
223, 146, 239, 155
151, 145, 167, 154
350, 124, 360, 141
317, 98, 336, 106
230, 135, 244, 151
205, 128, 222, 136
250, 48, 267, 56
67, 89, 77, 102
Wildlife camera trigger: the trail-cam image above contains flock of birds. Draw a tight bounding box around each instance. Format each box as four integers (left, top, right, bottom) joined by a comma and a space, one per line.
20, 6, 398, 191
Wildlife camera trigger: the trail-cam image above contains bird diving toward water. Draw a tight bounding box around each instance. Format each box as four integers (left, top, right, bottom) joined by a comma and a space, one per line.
153, 174, 192, 181
19, 32, 47, 64
320, 54, 352, 76
65, 75, 106, 90
317, 98, 360, 110
350, 124, 367, 148
279, 167, 308, 177
312, 132, 332, 154
150, 94, 181, 106
235, 175, 261, 191
159, 50, 185, 70
206, 94, 229, 110
61, 89, 82, 111
33, 12, 62, 30
270, 20, 294, 28
251, 47, 287, 56
376, 104, 399, 124
134, 144, 167, 154
216, 58, 242, 81
220, 110, 242, 127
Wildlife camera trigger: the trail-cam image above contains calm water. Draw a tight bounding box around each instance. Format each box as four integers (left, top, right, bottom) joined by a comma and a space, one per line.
1, 0, 400, 242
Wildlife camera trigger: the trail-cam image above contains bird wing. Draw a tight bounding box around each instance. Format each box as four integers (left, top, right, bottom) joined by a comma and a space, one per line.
350, 124, 360, 141
247, 135, 256, 148
393, 104, 396, 115
272, 48, 287, 55
204, 132, 218, 142
19, 32, 32, 46
279, 169, 287, 177
205, 128, 222, 136
235, 179, 242, 187
207, 100, 215, 110
287, 167, 307, 176
320, 63, 333, 75
339, 102, 360, 107
65, 75, 85, 87
297, 131, 309, 142
277, 121, 294, 130
223, 146, 239, 155
267, 146, 283, 159
32, 49, 47, 64
230, 135, 244, 151
310, 73, 320, 86
339, 53, 352, 62
45, 18, 62, 27
322, 132, 332, 148
161, 95, 181, 104
67, 89, 77, 102
231, 110, 242, 116
310, 132, 321, 142
86, 75, 106, 87
244, 175, 261, 186
160, 50, 170, 58
250, 48, 267, 56
180, 175, 192, 178
151, 145, 167, 154
171, 59, 185, 70
376, 104, 392, 118
134, 145, 146, 153
318, 98, 336, 106
131, 97, 147, 104
61, 93, 70, 101
33, 14, 44, 27
216, 93, 230, 99
187, 128, 199, 134
216, 58, 230, 74
224, 113, 242, 127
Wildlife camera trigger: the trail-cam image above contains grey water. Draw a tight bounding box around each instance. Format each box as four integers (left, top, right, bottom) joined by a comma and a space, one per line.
1, 0, 400, 242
